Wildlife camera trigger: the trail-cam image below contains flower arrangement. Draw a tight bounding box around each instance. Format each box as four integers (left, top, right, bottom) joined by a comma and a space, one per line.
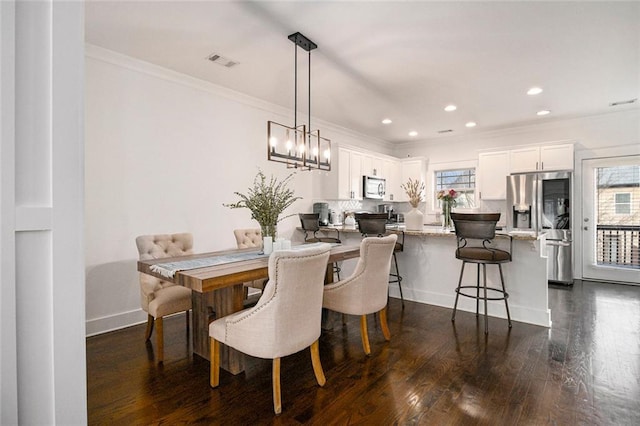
436, 188, 458, 206
224, 170, 301, 238
437, 189, 458, 230
401, 178, 425, 208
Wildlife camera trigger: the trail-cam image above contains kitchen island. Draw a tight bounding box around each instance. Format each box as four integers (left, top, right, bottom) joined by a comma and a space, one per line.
299, 224, 550, 327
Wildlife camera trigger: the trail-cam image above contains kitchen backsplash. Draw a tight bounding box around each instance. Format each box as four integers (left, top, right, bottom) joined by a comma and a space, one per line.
311, 198, 507, 226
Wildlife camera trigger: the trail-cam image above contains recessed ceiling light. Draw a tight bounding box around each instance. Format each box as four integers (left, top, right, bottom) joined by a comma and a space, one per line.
381, 118, 392, 124
444, 105, 457, 112
537, 110, 551, 116
408, 131, 418, 137
527, 87, 543, 95
465, 122, 477, 128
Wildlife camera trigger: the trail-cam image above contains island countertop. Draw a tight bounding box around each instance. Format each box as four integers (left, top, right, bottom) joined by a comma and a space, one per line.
316, 224, 541, 241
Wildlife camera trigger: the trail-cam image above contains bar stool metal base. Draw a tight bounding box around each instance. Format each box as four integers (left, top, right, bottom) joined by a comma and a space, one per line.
451, 261, 512, 334
389, 252, 404, 309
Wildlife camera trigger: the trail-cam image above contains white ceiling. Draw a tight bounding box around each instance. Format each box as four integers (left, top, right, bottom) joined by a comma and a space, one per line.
85, 1, 640, 144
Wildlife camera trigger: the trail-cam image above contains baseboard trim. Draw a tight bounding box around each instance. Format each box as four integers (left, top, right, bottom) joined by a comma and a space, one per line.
86, 309, 147, 337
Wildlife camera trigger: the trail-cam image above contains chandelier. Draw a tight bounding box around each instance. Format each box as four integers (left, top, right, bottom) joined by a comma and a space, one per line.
267, 32, 331, 171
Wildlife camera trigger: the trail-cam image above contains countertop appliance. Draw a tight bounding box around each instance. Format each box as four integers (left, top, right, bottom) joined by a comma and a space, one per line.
377, 204, 394, 220
506, 171, 573, 285
363, 175, 386, 200
313, 202, 329, 226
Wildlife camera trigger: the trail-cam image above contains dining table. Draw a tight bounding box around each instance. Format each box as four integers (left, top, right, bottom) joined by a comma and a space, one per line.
137, 243, 361, 374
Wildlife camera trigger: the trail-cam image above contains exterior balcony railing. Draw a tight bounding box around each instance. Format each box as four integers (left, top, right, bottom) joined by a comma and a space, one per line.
596, 225, 640, 268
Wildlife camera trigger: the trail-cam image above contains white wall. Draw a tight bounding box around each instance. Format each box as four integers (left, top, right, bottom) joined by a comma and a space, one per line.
84, 46, 389, 335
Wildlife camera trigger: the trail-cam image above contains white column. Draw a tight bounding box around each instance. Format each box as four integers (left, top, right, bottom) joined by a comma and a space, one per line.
1, 1, 86, 424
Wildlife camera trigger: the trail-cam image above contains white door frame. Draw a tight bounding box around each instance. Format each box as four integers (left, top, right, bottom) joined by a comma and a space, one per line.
574, 144, 640, 282
1, 1, 86, 424
582, 156, 640, 283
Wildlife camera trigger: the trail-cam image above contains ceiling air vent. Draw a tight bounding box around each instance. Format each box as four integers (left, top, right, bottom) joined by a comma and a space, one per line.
438, 129, 454, 134
207, 53, 239, 68
609, 98, 637, 107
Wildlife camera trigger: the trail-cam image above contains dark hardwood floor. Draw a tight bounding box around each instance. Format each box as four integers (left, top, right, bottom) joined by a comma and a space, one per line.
87, 280, 640, 425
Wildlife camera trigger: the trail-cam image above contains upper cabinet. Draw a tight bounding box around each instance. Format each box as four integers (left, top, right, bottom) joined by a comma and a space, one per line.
337, 148, 363, 200
335, 147, 423, 201
477, 151, 510, 200
382, 158, 400, 201
539, 144, 575, 171
362, 154, 383, 178
509, 143, 574, 173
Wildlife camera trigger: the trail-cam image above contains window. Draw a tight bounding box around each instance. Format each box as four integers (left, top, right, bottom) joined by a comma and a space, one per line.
614, 193, 631, 214
435, 168, 476, 209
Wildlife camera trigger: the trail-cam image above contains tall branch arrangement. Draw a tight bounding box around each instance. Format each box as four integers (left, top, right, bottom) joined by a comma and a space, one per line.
401, 178, 425, 208
224, 170, 301, 236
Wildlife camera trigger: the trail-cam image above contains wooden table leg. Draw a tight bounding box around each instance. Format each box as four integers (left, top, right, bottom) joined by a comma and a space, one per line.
213, 284, 245, 374
191, 284, 246, 375
191, 291, 215, 360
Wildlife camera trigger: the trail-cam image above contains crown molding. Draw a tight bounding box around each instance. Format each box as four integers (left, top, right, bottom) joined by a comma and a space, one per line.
85, 44, 391, 151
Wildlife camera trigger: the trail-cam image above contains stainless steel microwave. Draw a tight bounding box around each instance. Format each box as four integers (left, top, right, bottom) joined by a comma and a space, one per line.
363, 175, 386, 200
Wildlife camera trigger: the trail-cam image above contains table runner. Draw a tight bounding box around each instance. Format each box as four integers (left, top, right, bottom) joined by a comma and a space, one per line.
149, 243, 332, 278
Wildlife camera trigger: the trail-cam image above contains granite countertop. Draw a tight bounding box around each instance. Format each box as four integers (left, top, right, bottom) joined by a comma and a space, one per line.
316, 225, 541, 241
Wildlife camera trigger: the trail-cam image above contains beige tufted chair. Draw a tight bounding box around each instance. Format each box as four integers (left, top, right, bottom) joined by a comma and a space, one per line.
209, 243, 331, 414
323, 234, 397, 355
233, 229, 267, 292
136, 233, 193, 363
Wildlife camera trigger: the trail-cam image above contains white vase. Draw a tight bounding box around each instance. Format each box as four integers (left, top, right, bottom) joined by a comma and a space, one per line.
405, 207, 424, 231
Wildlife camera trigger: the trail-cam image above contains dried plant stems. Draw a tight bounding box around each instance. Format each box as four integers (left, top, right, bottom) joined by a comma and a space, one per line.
401, 178, 425, 208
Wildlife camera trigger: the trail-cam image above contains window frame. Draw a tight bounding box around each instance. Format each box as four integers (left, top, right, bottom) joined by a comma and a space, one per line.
614, 192, 632, 215
433, 167, 477, 210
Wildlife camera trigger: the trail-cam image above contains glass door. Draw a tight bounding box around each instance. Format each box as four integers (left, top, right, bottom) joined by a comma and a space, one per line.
582, 156, 640, 284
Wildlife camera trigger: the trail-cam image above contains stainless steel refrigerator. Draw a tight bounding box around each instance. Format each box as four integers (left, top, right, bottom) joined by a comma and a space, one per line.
506, 171, 573, 284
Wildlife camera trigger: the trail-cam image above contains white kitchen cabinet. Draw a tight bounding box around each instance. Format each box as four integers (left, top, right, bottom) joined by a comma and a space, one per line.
510, 144, 574, 173
477, 151, 509, 200
540, 144, 574, 171
382, 158, 401, 201
398, 159, 424, 202
338, 148, 363, 199
509, 147, 540, 173
362, 154, 383, 177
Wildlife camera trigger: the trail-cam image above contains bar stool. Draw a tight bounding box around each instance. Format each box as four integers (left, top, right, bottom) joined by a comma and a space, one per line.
299, 213, 341, 280
450, 213, 512, 334
355, 213, 405, 309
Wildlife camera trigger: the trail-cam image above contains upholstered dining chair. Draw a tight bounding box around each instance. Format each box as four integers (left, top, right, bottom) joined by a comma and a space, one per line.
233, 228, 268, 295
322, 234, 397, 355
135, 233, 193, 363
209, 243, 331, 414
355, 213, 405, 308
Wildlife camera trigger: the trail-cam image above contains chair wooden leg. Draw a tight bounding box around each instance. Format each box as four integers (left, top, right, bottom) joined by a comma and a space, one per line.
185, 310, 190, 333
156, 317, 164, 363
144, 314, 154, 341
379, 307, 391, 341
272, 358, 282, 414
360, 315, 371, 355
210, 338, 220, 387
310, 340, 326, 387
